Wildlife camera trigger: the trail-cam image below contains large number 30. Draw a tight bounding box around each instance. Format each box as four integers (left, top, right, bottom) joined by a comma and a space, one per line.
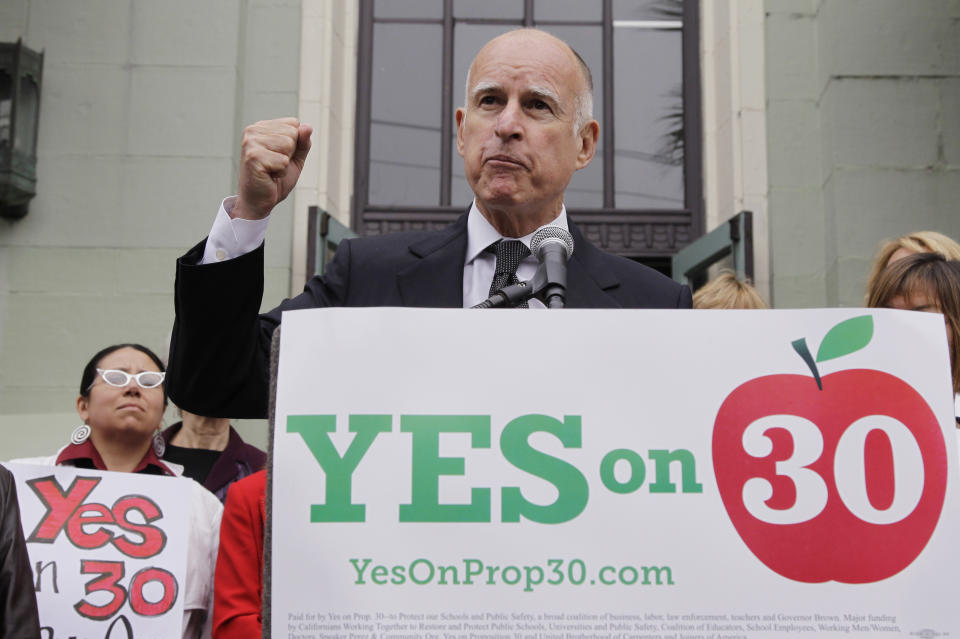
741, 415, 925, 525
74, 560, 179, 620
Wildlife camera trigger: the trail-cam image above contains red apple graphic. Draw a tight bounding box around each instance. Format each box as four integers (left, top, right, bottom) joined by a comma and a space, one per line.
713, 315, 948, 583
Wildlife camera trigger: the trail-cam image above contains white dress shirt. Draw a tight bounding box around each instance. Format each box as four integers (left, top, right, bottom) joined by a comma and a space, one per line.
201, 196, 268, 264
462, 201, 567, 309
201, 197, 568, 309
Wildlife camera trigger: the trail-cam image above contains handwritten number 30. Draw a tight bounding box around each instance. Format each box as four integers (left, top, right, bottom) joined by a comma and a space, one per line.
741, 415, 925, 525
74, 560, 179, 620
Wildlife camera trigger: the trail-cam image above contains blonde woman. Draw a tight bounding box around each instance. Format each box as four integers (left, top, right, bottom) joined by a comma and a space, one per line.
692, 271, 768, 310
865, 231, 960, 303
867, 254, 960, 424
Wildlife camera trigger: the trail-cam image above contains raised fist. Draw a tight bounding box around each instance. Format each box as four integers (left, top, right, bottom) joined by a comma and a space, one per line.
231, 118, 313, 220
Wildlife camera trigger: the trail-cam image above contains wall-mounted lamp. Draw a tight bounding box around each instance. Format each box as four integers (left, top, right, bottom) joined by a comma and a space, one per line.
0, 39, 43, 219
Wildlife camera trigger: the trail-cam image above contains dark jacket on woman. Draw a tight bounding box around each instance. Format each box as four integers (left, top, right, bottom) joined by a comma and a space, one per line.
162, 423, 266, 503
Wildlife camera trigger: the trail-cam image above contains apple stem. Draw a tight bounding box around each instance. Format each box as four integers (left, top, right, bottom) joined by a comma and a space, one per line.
791, 338, 823, 390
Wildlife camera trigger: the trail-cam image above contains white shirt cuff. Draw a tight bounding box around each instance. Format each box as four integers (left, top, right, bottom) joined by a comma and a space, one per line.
200, 196, 271, 264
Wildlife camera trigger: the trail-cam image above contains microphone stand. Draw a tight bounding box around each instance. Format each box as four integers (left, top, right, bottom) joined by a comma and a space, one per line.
471, 280, 535, 309
472, 261, 566, 309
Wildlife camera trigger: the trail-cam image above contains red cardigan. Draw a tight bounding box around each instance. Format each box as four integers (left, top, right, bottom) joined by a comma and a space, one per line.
213, 469, 266, 638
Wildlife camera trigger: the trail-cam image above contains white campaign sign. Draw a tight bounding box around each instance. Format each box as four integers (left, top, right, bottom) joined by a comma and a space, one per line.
271, 308, 959, 639
5, 463, 189, 638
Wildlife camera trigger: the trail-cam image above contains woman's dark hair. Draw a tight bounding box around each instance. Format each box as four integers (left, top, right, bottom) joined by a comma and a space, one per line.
867, 253, 960, 394
79, 343, 167, 406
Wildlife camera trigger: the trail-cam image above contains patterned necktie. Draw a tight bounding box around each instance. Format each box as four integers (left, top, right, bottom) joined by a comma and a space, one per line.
487, 239, 531, 308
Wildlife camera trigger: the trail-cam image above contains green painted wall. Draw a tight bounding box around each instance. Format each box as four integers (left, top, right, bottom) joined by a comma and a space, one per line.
0, 0, 301, 457
765, 0, 960, 308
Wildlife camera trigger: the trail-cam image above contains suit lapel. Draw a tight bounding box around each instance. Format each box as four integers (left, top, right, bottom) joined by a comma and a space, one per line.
393, 215, 620, 308
565, 221, 623, 308
396, 214, 468, 308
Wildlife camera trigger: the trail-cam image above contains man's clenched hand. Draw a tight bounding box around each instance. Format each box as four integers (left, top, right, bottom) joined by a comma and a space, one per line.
230, 118, 313, 220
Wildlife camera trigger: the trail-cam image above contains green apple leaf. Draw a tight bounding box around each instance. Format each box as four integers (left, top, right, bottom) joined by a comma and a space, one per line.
815, 315, 874, 363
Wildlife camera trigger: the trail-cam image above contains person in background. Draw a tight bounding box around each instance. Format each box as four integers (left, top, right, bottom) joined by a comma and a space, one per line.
692, 271, 768, 310
9, 343, 222, 638
163, 410, 266, 503
866, 254, 960, 424
0, 464, 41, 638
212, 469, 266, 638
865, 231, 960, 304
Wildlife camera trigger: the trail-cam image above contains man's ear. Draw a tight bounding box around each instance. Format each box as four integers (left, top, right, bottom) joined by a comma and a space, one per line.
575, 120, 600, 169
455, 108, 466, 158
76, 395, 89, 424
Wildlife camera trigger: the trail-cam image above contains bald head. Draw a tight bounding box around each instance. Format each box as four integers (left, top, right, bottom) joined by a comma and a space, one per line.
465, 29, 594, 134
455, 27, 600, 236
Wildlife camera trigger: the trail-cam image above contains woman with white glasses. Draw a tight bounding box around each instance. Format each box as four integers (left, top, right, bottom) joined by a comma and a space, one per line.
11, 343, 222, 639
69, 344, 171, 472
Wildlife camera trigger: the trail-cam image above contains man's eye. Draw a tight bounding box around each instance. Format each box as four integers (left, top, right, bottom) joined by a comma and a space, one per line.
531, 100, 550, 111
479, 96, 497, 106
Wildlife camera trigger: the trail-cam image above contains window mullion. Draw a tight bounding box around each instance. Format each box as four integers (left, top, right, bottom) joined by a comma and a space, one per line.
440, 0, 454, 206
682, 0, 703, 236
352, 0, 375, 230
602, 0, 614, 208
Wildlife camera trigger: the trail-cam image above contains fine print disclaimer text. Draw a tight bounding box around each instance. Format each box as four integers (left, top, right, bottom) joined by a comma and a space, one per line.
285, 610, 904, 639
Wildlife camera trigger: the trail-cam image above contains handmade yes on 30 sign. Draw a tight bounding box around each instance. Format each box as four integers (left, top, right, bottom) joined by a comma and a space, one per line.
5, 463, 190, 638
271, 308, 959, 639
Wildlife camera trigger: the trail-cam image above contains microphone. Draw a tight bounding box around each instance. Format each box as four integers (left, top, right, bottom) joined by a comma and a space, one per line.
530, 225, 574, 309
471, 225, 574, 309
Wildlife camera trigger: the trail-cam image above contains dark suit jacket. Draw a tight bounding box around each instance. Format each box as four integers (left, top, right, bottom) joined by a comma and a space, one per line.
168, 214, 691, 418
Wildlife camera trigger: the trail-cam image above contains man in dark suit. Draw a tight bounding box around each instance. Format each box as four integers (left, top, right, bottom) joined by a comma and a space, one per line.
168, 29, 691, 418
